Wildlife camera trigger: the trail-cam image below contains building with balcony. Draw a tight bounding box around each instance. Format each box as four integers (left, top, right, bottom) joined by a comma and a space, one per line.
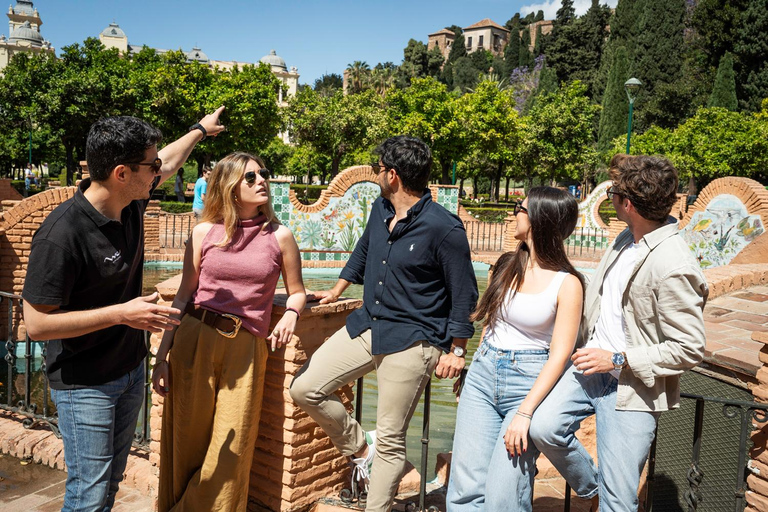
462, 18, 509, 56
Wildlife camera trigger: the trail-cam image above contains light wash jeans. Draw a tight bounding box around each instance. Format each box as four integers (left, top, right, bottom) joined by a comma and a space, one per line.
51, 360, 145, 512
446, 340, 548, 511
529, 363, 659, 512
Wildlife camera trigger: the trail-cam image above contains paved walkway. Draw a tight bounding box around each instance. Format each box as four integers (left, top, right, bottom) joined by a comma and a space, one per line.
0, 452, 154, 512
703, 284, 768, 377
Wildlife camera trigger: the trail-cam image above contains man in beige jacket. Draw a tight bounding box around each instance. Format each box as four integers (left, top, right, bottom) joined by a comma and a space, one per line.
530, 154, 708, 512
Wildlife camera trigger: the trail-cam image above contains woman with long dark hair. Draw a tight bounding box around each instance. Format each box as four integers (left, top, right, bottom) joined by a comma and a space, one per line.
447, 187, 584, 511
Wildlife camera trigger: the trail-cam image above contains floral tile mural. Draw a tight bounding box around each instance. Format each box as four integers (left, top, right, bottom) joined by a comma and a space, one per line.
680, 194, 764, 268
283, 182, 380, 252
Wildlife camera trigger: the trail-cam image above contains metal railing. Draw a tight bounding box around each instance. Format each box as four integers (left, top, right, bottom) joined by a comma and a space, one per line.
336, 377, 438, 512
160, 213, 194, 249
559, 392, 768, 511
565, 227, 609, 257
0, 291, 153, 448
463, 220, 505, 253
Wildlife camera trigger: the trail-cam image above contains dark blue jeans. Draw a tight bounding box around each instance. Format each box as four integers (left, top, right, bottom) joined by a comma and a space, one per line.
51, 361, 145, 512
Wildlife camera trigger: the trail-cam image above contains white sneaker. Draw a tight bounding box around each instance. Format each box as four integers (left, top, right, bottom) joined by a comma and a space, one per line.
351, 430, 376, 492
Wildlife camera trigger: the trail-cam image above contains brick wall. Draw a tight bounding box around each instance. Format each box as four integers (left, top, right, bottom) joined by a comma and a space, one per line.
749, 330, 768, 512
0, 178, 24, 202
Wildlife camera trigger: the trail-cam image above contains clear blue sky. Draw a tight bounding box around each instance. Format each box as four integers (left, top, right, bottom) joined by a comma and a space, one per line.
16, 0, 616, 86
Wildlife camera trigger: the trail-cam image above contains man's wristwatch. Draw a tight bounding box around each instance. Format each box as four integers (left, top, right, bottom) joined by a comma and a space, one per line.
452, 345, 466, 358
611, 351, 628, 371
189, 122, 207, 141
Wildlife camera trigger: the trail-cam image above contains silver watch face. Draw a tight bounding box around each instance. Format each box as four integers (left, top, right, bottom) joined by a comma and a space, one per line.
612, 352, 625, 367
453, 346, 466, 357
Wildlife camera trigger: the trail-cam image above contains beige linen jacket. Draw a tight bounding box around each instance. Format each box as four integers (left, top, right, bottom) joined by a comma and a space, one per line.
578, 218, 709, 412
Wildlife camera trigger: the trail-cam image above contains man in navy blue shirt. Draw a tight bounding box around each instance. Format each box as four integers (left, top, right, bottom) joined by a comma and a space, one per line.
291, 136, 478, 512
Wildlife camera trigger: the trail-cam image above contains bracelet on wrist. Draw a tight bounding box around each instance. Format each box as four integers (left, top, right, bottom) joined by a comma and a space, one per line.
516, 411, 532, 419
285, 307, 301, 318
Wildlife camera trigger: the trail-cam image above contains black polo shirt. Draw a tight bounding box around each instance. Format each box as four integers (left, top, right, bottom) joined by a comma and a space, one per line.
23, 179, 151, 389
340, 192, 478, 354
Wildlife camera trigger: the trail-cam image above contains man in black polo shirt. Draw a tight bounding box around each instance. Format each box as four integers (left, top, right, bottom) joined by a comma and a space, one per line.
290, 136, 478, 512
22, 109, 224, 511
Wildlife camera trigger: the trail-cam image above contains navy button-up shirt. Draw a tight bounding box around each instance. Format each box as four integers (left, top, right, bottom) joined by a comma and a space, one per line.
340, 191, 478, 354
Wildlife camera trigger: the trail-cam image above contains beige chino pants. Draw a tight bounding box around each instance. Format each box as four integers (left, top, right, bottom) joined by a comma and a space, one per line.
290, 327, 442, 512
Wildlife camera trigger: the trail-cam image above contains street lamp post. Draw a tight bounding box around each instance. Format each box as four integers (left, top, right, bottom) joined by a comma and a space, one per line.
624, 78, 642, 154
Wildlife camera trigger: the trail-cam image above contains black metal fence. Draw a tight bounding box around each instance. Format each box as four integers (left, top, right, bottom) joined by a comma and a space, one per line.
565, 227, 609, 258
559, 391, 768, 512
160, 213, 194, 249
463, 220, 505, 253
0, 291, 153, 448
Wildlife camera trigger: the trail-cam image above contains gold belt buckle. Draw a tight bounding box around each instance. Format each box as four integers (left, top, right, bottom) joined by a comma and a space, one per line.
216, 313, 242, 338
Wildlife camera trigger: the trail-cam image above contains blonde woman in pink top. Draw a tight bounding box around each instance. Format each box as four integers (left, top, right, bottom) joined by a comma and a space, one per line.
152, 152, 306, 512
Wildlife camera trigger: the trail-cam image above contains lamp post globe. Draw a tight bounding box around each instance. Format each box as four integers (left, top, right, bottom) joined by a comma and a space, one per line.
624, 78, 642, 153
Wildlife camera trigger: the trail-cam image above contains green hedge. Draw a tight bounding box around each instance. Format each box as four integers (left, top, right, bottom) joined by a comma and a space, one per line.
160, 201, 193, 214
290, 184, 327, 204
462, 207, 509, 223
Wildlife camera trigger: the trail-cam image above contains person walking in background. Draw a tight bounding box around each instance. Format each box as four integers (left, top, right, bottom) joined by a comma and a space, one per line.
22, 108, 225, 512
152, 152, 306, 511
530, 154, 708, 512
192, 166, 211, 219
447, 187, 583, 511
174, 168, 185, 202
290, 136, 477, 512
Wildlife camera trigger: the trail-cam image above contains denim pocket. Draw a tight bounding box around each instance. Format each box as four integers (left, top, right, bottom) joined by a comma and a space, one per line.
514, 358, 547, 378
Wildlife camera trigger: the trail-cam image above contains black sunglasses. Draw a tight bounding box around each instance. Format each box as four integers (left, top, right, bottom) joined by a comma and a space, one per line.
606, 187, 625, 201
245, 169, 271, 183
127, 157, 162, 174
513, 200, 528, 216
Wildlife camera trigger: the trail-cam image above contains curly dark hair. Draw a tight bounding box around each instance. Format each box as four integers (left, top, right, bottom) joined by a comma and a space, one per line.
609, 154, 678, 222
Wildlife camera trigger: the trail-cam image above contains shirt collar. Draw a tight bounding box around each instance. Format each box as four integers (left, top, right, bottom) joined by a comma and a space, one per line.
381, 189, 432, 220
74, 178, 130, 227
638, 216, 680, 250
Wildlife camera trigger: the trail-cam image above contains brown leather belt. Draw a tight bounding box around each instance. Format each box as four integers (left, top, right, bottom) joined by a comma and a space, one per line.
185, 304, 242, 338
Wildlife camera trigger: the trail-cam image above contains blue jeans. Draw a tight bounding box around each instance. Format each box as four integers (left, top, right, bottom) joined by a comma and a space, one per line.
447, 341, 548, 511
51, 361, 146, 512
529, 363, 658, 512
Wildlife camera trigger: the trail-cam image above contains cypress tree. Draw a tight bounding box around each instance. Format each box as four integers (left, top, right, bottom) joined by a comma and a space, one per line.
555, 0, 576, 27
533, 25, 543, 56
598, 46, 631, 152
448, 34, 467, 63
734, 0, 768, 112
519, 27, 533, 69
708, 52, 738, 110
634, 0, 686, 129
504, 24, 521, 76
594, 0, 646, 103
535, 10, 545, 22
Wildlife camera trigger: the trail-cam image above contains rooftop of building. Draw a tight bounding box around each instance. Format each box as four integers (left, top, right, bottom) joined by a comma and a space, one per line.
464, 18, 509, 32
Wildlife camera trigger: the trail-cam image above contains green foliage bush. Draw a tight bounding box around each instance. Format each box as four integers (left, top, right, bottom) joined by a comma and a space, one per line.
290, 184, 327, 204
160, 201, 193, 214
462, 207, 509, 223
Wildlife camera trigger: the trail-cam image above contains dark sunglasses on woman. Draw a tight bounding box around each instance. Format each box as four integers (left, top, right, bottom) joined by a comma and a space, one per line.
513, 200, 528, 216
245, 169, 271, 183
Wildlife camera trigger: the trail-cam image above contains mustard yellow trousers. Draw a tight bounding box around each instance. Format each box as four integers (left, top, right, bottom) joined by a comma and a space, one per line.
159, 314, 268, 512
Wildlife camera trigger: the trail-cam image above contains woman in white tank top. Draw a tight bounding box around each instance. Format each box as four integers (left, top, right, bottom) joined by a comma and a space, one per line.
447, 187, 584, 511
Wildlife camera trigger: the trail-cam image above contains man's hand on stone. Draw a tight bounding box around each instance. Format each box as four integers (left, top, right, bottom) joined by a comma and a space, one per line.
313, 290, 340, 304
571, 347, 614, 375
435, 352, 465, 379
199, 106, 226, 138
120, 292, 181, 333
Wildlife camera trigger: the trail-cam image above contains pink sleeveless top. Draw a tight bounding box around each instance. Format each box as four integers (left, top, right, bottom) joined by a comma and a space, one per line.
191, 214, 282, 337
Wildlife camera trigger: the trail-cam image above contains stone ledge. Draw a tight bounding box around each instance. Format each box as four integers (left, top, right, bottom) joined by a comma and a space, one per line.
0, 411, 157, 497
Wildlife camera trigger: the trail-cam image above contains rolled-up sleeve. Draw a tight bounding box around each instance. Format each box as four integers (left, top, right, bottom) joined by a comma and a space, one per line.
437, 226, 478, 339
626, 267, 708, 387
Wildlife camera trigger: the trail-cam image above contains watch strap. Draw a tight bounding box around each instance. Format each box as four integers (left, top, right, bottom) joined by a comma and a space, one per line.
189, 122, 207, 141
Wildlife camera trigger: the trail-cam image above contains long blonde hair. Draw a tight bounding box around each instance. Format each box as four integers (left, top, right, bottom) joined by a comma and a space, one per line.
201, 152, 278, 247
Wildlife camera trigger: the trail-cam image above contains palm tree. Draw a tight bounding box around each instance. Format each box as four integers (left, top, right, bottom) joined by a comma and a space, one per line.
345, 61, 370, 94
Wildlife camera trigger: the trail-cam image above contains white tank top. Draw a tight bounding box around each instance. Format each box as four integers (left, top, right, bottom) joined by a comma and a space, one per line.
484, 271, 569, 351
